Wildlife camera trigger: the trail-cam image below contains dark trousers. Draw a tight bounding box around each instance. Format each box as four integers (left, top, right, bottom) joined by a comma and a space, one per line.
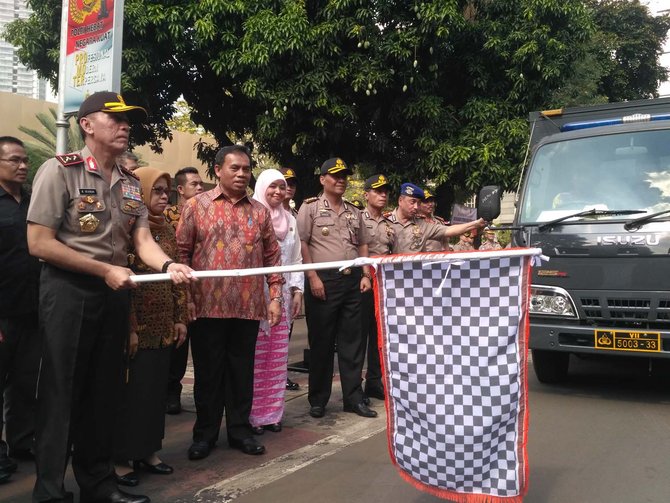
304, 270, 365, 409
190, 317, 259, 445
167, 333, 190, 400
33, 265, 129, 502
361, 290, 383, 391
0, 313, 40, 454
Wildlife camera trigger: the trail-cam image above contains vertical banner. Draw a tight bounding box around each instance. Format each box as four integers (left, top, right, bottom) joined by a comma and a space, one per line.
59, 0, 125, 115
374, 252, 531, 503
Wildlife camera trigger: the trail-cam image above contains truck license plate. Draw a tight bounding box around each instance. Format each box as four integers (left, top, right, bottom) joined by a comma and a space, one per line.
594, 330, 661, 353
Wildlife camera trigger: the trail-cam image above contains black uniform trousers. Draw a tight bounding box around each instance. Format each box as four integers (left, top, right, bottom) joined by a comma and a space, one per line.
361, 290, 383, 393
33, 265, 128, 502
167, 333, 190, 401
304, 269, 365, 409
0, 313, 40, 454
190, 317, 259, 445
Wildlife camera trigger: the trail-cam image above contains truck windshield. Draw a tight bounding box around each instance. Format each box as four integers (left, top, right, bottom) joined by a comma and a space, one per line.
518, 129, 670, 225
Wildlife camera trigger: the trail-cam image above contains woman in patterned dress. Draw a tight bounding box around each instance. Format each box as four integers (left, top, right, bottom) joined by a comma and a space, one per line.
114, 167, 188, 486
249, 169, 303, 434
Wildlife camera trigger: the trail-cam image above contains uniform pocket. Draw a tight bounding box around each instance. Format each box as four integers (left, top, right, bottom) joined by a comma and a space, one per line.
120, 198, 142, 216
77, 195, 105, 213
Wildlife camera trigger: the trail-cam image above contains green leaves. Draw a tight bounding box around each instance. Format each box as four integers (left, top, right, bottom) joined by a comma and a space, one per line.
6, 0, 666, 207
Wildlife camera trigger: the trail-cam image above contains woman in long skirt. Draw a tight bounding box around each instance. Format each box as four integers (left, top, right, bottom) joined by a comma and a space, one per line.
249, 169, 303, 433
114, 167, 188, 486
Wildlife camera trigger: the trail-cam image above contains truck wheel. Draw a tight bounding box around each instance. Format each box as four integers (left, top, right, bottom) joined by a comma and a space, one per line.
531, 349, 569, 383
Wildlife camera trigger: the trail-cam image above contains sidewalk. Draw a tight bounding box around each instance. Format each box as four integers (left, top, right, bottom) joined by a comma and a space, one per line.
2, 318, 390, 503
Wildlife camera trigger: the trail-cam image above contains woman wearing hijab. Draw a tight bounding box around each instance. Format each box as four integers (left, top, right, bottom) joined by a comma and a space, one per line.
249, 169, 304, 434
114, 167, 188, 486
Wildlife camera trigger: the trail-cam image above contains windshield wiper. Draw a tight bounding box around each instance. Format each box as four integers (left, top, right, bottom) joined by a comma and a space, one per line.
538, 209, 646, 232
623, 209, 670, 230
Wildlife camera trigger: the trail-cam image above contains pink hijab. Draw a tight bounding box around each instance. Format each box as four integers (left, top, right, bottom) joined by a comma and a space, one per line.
253, 169, 290, 241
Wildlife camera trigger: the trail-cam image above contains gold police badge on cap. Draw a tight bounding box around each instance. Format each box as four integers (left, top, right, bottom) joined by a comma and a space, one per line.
79, 213, 100, 233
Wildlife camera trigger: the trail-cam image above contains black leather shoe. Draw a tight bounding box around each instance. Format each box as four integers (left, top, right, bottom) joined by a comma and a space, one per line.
251, 426, 265, 435
81, 490, 150, 503
286, 378, 300, 391
134, 459, 173, 475
362, 395, 371, 406
165, 397, 181, 415
0, 454, 17, 474
0, 469, 11, 484
364, 387, 386, 400
344, 402, 378, 418
309, 405, 325, 418
188, 441, 211, 460
264, 422, 282, 433
229, 437, 265, 455
115, 471, 139, 487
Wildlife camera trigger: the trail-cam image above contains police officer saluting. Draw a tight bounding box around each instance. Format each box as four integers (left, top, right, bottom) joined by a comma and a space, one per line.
27, 92, 193, 503
297, 158, 376, 419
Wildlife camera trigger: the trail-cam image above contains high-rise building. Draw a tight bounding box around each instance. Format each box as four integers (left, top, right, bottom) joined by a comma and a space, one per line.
0, 0, 48, 99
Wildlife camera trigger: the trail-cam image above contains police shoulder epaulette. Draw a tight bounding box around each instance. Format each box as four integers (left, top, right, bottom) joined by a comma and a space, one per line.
55, 153, 84, 167
120, 166, 140, 180
383, 210, 393, 218
435, 216, 447, 224
303, 197, 319, 204
344, 200, 360, 210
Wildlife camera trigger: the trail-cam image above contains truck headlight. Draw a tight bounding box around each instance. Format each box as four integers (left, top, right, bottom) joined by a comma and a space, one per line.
530, 285, 577, 317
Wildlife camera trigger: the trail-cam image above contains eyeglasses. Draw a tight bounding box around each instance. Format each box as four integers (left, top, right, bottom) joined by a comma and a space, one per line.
151, 186, 170, 195
0, 156, 30, 166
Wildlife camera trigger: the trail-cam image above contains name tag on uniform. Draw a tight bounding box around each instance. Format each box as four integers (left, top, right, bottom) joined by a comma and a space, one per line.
121, 183, 142, 202
79, 188, 97, 195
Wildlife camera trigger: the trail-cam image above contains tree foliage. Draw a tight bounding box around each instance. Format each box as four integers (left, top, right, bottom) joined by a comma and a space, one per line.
551, 0, 670, 107
18, 108, 84, 182
4, 0, 667, 211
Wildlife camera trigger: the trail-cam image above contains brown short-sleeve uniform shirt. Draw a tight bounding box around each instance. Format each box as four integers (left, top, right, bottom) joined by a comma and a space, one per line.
388, 208, 447, 254
361, 210, 394, 256
27, 146, 149, 267
420, 215, 449, 252
297, 195, 367, 262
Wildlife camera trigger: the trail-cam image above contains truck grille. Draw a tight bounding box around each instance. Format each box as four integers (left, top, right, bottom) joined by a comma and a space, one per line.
577, 294, 670, 324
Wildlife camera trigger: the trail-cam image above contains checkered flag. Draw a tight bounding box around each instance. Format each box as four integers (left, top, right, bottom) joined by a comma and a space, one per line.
374, 252, 531, 503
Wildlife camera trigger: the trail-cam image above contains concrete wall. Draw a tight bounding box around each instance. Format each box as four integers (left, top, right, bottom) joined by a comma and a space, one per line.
1, 91, 214, 181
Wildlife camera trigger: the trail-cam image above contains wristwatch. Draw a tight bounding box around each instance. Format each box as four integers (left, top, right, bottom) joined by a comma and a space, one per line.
162, 260, 175, 273
271, 296, 284, 305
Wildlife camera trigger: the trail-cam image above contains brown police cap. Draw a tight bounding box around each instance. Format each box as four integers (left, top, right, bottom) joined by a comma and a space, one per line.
280, 167, 297, 180
364, 174, 390, 191
77, 91, 147, 123
320, 157, 352, 176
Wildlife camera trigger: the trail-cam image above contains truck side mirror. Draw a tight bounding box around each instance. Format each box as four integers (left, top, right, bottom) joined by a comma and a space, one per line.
478, 185, 501, 222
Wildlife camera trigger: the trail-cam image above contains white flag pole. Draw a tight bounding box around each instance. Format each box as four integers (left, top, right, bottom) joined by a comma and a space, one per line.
55, 0, 70, 155
130, 249, 545, 284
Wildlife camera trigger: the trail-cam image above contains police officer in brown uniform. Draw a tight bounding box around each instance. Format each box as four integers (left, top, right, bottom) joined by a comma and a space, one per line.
389, 183, 485, 254
418, 189, 451, 252
360, 174, 394, 400
297, 158, 376, 419
278, 167, 302, 391
27, 92, 193, 503
279, 167, 299, 218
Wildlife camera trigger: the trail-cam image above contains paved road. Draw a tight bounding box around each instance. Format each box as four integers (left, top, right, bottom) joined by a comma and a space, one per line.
5, 320, 670, 502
